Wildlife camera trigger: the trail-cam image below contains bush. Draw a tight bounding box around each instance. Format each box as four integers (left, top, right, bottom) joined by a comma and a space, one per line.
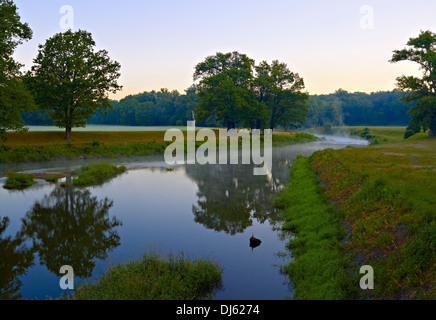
3, 173, 36, 190
404, 129, 415, 140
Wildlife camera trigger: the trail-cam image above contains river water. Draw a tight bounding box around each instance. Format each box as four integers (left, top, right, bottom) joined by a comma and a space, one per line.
0, 134, 367, 300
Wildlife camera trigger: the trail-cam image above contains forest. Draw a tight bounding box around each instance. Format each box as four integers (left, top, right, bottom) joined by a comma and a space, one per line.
22, 88, 411, 129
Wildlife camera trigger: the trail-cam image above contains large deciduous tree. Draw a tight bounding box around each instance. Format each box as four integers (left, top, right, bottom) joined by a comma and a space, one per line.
194, 51, 266, 130
0, 0, 35, 140
28, 30, 122, 140
390, 30, 436, 137
254, 60, 308, 131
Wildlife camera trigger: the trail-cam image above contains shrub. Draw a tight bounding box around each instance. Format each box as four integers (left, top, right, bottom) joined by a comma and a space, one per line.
404, 129, 415, 140
3, 173, 36, 190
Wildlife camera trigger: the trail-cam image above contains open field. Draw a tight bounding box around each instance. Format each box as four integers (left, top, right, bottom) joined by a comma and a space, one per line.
276, 135, 436, 299
0, 130, 318, 163
2, 131, 168, 147
343, 126, 430, 144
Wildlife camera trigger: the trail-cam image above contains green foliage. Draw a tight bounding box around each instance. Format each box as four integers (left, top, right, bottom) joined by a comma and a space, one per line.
254, 60, 308, 130
404, 129, 415, 139
27, 29, 122, 140
26, 87, 412, 130
73, 250, 223, 300
3, 172, 36, 190
390, 30, 436, 137
71, 163, 126, 187
274, 156, 351, 299
272, 132, 319, 145
305, 90, 410, 128
86, 87, 221, 127
0, 0, 36, 140
44, 176, 59, 183
308, 139, 436, 299
194, 52, 262, 130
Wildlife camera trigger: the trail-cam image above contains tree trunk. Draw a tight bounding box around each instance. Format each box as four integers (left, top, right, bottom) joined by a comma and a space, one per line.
270, 117, 275, 133
429, 116, 436, 138
65, 126, 72, 141
227, 120, 236, 131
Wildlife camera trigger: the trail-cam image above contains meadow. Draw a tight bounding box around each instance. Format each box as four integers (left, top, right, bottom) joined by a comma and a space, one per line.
276, 131, 436, 299
0, 130, 318, 164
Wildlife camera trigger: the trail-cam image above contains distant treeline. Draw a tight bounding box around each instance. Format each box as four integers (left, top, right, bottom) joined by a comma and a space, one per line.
305, 89, 410, 128
23, 88, 411, 128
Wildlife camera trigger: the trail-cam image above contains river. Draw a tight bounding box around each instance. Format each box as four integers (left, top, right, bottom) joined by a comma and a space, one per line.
0, 133, 368, 300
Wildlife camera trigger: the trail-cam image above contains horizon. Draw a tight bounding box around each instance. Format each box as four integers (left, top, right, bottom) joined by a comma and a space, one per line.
12, 0, 436, 100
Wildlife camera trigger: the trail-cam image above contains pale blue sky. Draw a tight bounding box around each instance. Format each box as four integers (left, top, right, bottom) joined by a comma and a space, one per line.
13, 0, 436, 100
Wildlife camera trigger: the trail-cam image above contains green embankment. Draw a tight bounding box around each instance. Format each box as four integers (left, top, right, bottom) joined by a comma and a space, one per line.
274, 156, 351, 299
276, 136, 436, 300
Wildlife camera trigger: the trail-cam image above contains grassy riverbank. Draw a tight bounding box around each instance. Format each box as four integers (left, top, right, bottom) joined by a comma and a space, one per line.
276, 136, 436, 300
73, 251, 223, 300
274, 156, 351, 299
0, 130, 318, 163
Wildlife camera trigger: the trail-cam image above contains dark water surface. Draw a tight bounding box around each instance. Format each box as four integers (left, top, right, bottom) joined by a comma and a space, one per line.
0, 136, 367, 300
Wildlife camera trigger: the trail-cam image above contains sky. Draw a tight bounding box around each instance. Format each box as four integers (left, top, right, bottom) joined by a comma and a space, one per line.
12, 0, 436, 101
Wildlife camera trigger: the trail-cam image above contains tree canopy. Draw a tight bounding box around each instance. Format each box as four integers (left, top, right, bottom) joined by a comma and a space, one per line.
390, 30, 436, 137
0, 0, 35, 140
254, 60, 308, 130
27, 29, 122, 140
194, 52, 261, 130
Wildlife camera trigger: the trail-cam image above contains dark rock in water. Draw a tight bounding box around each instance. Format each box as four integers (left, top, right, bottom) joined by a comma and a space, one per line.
250, 234, 262, 249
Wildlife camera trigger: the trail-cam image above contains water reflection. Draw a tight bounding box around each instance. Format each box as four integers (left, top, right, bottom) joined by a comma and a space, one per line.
185, 147, 294, 235
0, 217, 34, 300
19, 179, 121, 278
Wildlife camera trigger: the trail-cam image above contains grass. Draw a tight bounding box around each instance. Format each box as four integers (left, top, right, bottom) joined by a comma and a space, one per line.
0, 130, 318, 163
277, 134, 436, 299
69, 163, 126, 187
344, 126, 429, 145
73, 250, 223, 300
2, 173, 36, 190
274, 156, 352, 300
2, 131, 168, 147
272, 131, 319, 145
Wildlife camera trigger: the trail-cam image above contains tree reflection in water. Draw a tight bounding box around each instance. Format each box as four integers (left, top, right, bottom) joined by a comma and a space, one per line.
20, 178, 122, 279
0, 217, 34, 300
185, 153, 290, 235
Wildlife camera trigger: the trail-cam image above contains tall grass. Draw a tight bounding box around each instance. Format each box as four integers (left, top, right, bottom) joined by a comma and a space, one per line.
308, 138, 435, 299
2, 173, 36, 190
70, 163, 126, 187
274, 156, 352, 300
73, 250, 223, 300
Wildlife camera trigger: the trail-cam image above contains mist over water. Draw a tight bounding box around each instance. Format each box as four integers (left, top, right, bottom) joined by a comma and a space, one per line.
312, 133, 369, 146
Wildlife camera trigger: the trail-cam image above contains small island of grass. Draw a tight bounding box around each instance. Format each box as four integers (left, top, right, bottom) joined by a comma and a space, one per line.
67, 163, 127, 187
2, 173, 37, 190
73, 251, 223, 300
